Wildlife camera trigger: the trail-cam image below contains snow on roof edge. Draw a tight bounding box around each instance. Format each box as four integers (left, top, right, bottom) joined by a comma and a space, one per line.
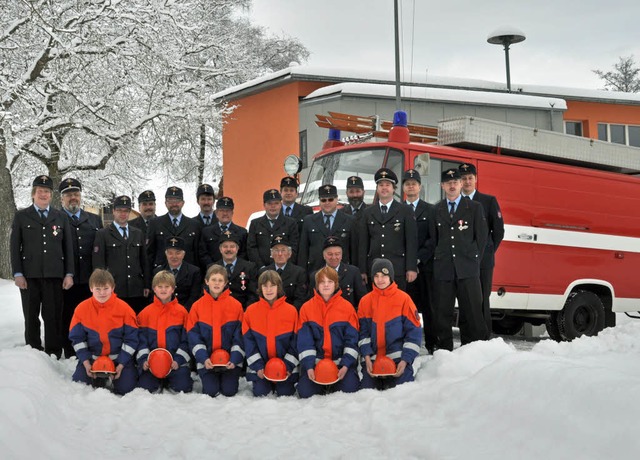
212, 65, 640, 105
303, 82, 567, 110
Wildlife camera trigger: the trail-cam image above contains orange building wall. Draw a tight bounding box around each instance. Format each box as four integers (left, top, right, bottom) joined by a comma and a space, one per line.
222, 81, 328, 225
564, 100, 640, 138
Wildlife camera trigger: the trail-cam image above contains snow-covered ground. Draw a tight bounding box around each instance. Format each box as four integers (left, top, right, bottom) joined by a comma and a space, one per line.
1, 278, 639, 460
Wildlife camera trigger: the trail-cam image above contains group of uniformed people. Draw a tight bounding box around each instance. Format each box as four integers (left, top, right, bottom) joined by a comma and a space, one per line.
11, 162, 503, 369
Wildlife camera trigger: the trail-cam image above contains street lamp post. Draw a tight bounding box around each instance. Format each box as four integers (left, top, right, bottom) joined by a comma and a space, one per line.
487, 27, 526, 93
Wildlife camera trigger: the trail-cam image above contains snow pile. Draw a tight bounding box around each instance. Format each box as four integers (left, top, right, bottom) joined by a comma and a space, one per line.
1, 279, 639, 459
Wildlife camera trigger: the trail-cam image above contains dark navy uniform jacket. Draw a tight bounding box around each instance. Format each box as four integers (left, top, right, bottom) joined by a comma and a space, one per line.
298, 211, 356, 273
358, 200, 418, 277
146, 214, 201, 270
93, 223, 149, 297
247, 213, 299, 268
65, 210, 103, 285
431, 197, 488, 281
199, 222, 248, 268
470, 191, 504, 269
10, 206, 74, 278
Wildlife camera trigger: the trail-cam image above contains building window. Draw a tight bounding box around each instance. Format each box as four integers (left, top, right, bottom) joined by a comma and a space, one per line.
629, 126, 640, 147
565, 121, 583, 136
597, 123, 608, 141
610, 124, 626, 145
597, 123, 640, 147
299, 130, 308, 168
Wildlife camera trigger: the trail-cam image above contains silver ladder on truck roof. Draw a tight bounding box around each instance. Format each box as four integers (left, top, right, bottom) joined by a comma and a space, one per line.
437, 116, 640, 175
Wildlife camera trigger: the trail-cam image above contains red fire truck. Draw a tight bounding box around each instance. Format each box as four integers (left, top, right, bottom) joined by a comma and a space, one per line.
299, 112, 640, 341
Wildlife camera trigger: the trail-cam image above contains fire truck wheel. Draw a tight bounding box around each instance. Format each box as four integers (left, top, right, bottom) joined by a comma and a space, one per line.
545, 312, 563, 342
492, 316, 524, 336
558, 291, 605, 341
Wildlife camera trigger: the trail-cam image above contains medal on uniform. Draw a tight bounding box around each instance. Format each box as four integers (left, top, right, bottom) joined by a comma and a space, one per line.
52, 225, 58, 236
394, 222, 401, 232
458, 220, 468, 231
240, 272, 246, 290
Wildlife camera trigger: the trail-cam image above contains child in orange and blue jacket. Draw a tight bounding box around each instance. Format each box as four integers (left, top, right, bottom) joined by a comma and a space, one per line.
243, 269, 299, 397
358, 259, 422, 390
69, 269, 139, 395
187, 264, 244, 397
137, 271, 192, 393
297, 266, 360, 398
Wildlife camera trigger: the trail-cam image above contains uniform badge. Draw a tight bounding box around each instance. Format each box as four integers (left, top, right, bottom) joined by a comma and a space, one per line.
394, 222, 401, 232
341, 232, 347, 238
240, 272, 247, 290
52, 225, 58, 236
457, 220, 469, 231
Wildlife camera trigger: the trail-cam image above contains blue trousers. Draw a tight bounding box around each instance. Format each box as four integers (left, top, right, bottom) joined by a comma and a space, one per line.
297, 367, 360, 398
198, 367, 241, 397
251, 374, 297, 397
138, 366, 193, 393
72, 360, 137, 395
361, 363, 414, 390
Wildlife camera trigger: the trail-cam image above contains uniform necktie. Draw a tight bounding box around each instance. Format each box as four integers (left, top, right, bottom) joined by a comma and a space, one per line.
172, 268, 179, 276
38, 209, 47, 221
220, 225, 228, 232
276, 268, 284, 275
226, 263, 233, 277
203, 216, 210, 225
324, 214, 331, 230
172, 217, 179, 228
71, 214, 79, 223
381, 204, 388, 215
352, 206, 358, 215
121, 226, 128, 240
449, 201, 456, 218
285, 206, 292, 217
408, 202, 415, 213
269, 219, 275, 228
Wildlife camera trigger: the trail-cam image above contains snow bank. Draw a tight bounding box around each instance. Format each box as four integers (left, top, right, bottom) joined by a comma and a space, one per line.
1, 278, 639, 459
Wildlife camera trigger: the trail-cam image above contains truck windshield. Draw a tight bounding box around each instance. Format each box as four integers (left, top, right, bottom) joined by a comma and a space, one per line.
302, 147, 403, 204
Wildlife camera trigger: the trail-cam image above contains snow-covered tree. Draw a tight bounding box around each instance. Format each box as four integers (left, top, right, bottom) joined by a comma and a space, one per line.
593, 56, 640, 93
0, 0, 308, 277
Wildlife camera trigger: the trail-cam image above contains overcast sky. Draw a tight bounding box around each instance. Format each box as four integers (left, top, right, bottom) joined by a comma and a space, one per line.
247, 0, 640, 90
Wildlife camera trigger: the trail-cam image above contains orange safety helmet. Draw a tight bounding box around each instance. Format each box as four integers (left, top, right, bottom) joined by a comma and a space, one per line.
313, 358, 340, 385
148, 348, 173, 378
371, 355, 397, 377
264, 357, 288, 382
91, 356, 116, 376
210, 349, 231, 367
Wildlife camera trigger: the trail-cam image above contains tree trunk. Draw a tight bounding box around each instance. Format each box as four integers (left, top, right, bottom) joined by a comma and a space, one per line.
0, 127, 18, 278
198, 123, 206, 185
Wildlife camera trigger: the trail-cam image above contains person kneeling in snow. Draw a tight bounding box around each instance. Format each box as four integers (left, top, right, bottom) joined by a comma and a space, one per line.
297, 266, 360, 398
69, 269, 139, 395
243, 270, 299, 397
187, 264, 244, 397
137, 271, 193, 393
358, 259, 422, 390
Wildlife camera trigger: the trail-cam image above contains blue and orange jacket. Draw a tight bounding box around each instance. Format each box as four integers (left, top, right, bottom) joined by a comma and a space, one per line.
242, 296, 299, 381
137, 296, 191, 368
69, 293, 139, 366
186, 289, 244, 370
357, 282, 422, 364
297, 290, 360, 372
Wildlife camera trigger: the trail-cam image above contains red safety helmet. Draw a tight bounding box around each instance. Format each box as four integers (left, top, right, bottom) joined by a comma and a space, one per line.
91, 356, 116, 376
210, 349, 230, 367
148, 348, 173, 378
264, 357, 288, 382
313, 358, 340, 385
371, 355, 397, 377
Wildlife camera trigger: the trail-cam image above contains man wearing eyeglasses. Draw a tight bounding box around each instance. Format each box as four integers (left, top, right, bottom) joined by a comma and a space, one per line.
298, 184, 356, 275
